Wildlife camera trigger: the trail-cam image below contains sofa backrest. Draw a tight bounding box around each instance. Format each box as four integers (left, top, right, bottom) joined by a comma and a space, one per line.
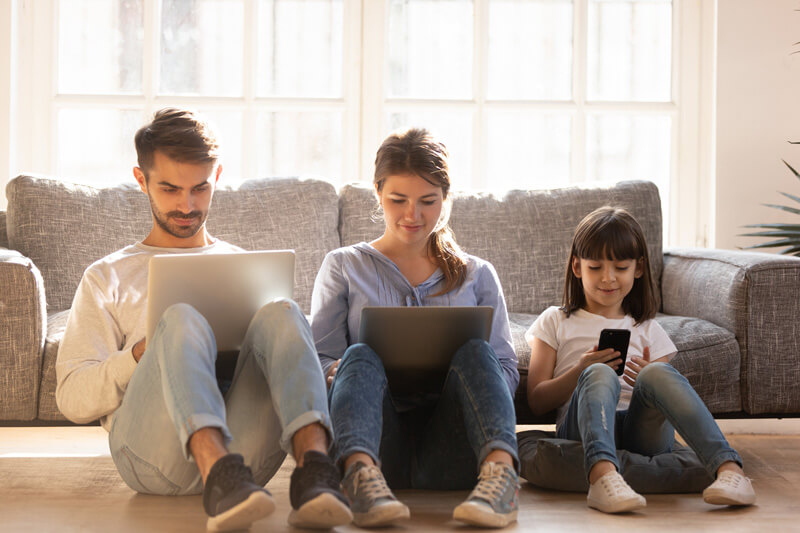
339, 180, 663, 314
0, 210, 7, 248
6, 175, 340, 313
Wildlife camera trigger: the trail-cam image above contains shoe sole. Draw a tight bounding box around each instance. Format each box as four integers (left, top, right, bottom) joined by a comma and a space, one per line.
288, 492, 354, 529
353, 501, 410, 527
587, 496, 646, 514
453, 501, 517, 528
207, 490, 276, 532
703, 491, 756, 506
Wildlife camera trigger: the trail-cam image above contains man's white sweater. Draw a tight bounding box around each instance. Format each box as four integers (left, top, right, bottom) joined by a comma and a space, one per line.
55, 240, 241, 430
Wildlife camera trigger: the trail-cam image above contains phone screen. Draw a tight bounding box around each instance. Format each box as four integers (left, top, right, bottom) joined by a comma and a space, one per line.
598, 328, 631, 376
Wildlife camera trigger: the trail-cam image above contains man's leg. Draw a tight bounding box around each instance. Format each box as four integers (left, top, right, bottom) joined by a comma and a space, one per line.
224, 298, 351, 528
109, 303, 274, 532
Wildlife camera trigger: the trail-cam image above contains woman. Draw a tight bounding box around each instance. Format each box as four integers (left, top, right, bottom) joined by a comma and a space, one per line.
310, 128, 520, 528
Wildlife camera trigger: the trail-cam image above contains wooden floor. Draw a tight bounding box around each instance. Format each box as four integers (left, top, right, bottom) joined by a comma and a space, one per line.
0, 426, 798, 532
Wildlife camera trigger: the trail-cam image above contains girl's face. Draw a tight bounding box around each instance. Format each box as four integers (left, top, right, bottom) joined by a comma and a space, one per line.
376, 173, 444, 250
572, 255, 643, 318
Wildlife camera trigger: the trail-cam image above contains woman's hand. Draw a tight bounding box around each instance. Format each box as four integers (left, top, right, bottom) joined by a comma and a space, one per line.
622, 346, 651, 387
326, 359, 341, 387
578, 345, 622, 373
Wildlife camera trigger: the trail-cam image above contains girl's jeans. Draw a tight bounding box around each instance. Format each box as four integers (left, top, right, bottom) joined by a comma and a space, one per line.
557, 362, 742, 479
328, 339, 519, 490
109, 299, 331, 495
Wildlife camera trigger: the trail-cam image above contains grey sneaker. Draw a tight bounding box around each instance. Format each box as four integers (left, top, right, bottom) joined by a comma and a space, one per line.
341, 461, 410, 527
203, 453, 275, 532
453, 462, 519, 528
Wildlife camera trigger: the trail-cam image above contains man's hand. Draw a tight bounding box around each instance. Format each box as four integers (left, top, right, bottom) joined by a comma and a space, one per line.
132, 338, 147, 362
326, 360, 341, 387
622, 346, 651, 387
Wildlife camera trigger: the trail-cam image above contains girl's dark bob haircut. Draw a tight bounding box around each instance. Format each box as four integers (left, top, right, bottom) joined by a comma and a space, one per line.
562, 206, 657, 324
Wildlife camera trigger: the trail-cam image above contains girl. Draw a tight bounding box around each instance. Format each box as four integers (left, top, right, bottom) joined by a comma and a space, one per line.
310, 128, 520, 528
526, 206, 756, 514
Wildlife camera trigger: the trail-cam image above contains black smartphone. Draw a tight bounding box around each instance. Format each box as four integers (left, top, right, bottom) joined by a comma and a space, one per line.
598, 328, 631, 376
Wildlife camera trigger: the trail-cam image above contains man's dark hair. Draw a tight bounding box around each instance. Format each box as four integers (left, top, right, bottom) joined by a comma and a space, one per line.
134, 108, 219, 178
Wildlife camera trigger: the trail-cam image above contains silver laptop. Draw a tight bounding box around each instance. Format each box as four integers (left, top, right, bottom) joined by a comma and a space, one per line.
358, 306, 494, 395
146, 250, 295, 351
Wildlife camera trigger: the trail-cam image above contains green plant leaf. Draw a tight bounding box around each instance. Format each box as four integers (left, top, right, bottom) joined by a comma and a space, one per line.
763, 203, 800, 216
743, 238, 800, 250
778, 191, 800, 205
742, 223, 800, 230
784, 160, 800, 178
780, 245, 800, 256
740, 230, 800, 238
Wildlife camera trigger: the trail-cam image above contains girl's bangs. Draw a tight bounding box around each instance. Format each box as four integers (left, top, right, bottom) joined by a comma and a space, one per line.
578, 220, 642, 261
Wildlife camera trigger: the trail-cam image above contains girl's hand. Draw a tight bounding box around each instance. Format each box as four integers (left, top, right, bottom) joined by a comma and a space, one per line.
578, 345, 623, 373
326, 359, 341, 387
622, 346, 651, 386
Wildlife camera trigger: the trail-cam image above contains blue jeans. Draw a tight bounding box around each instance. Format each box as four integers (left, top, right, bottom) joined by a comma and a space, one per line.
328, 339, 518, 490
109, 299, 331, 495
557, 362, 742, 479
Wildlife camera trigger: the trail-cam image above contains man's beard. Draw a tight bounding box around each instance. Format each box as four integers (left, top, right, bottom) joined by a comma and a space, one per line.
147, 193, 208, 240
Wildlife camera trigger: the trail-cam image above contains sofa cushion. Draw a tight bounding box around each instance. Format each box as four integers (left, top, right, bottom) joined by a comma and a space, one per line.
6, 175, 340, 313
338, 180, 664, 315
518, 430, 714, 493
511, 312, 742, 420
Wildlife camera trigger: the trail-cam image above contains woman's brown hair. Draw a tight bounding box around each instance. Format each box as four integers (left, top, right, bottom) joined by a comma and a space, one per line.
563, 206, 657, 324
374, 128, 467, 296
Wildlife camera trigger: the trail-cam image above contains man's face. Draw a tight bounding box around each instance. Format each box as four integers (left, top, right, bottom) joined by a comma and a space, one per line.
134, 151, 220, 244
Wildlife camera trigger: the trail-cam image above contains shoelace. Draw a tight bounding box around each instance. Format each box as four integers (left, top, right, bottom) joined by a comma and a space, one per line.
598, 472, 634, 497
470, 463, 514, 501
715, 471, 749, 488
352, 465, 393, 501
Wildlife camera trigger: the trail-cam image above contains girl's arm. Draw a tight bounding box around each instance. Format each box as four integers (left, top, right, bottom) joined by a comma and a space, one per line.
526, 337, 621, 415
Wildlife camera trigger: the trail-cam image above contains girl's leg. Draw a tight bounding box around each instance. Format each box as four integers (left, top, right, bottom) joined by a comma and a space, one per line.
623, 363, 741, 476
328, 343, 410, 527
415, 339, 519, 528
557, 363, 621, 478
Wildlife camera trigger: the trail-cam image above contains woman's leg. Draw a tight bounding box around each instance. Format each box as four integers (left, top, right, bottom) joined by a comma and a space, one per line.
414, 339, 519, 528
328, 343, 410, 527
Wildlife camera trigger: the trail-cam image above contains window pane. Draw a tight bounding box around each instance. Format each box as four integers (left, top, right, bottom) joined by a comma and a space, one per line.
58, 0, 143, 94
56, 108, 141, 186
586, 114, 671, 206
488, 0, 572, 100
255, 112, 342, 179
257, 0, 343, 97
387, 112, 473, 189
197, 110, 243, 181
487, 112, 571, 190
387, 0, 473, 99
160, 0, 244, 96
587, 0, 672, 102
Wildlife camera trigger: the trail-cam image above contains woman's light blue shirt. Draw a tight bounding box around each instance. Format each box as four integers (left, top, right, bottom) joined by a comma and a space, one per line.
310, 242, 519, 395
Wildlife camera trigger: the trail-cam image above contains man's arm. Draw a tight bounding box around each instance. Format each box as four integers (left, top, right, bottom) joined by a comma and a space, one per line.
55, 268, 139, 424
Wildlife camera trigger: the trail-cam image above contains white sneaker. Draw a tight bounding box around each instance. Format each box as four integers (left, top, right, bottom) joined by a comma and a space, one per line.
703, 471, 756, 506
587, 471, 646, 514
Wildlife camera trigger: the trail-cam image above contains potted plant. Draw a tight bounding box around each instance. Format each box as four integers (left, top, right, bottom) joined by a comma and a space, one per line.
741, 158, 800, 256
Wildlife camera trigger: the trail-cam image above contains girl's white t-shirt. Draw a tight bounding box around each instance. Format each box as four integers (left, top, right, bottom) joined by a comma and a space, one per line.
525, 306, 677, 428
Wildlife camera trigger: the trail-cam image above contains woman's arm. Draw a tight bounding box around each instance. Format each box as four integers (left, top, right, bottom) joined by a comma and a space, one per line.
475, 262, 519, 395
310, 251, 351, 380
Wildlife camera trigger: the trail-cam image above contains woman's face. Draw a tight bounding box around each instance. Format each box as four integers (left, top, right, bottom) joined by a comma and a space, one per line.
376, 173, 444, 250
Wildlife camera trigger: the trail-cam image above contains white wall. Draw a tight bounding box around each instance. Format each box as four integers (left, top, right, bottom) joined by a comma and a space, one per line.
714, 0, 800, 251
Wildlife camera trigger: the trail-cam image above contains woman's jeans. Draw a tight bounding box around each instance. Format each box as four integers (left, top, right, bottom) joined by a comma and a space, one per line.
557, 362, 742, 479
328, 339, 519, 490
109, 299, 331, 496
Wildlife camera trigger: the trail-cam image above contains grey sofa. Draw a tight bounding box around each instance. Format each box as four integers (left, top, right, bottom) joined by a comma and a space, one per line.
2, 175, 799, 423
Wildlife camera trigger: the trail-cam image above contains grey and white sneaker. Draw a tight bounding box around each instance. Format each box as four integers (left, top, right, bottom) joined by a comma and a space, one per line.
453, 462, 519, 528
341, 461, 410, 527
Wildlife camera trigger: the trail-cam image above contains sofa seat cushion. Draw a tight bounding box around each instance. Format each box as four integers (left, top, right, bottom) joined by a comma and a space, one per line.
511, 312, 742, 421
518, 430, 713, 493
38, 310, 70, 421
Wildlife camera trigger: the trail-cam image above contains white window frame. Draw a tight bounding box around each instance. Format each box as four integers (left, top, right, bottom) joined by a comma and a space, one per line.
7, 0, 713, 247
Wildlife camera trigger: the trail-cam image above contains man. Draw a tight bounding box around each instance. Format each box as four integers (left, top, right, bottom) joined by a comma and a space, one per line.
56, 108, 352, 531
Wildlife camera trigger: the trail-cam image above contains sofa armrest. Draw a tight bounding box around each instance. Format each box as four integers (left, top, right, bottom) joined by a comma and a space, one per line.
662, 247, 800, 414
0, 248, 46, 420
